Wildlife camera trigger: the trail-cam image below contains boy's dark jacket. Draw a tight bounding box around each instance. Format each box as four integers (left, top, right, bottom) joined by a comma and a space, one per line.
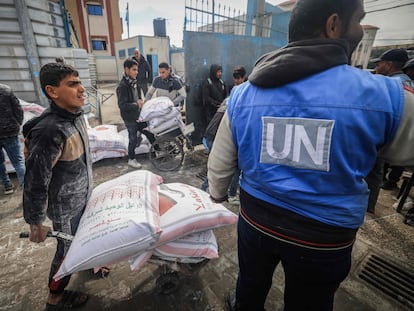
22, 102, 92, 224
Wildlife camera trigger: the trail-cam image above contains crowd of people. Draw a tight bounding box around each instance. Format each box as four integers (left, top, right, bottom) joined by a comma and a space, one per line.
2, 0, 414, 310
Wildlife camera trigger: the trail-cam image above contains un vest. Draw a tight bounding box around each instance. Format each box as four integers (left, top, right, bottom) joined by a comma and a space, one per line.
228, 65, 404, 229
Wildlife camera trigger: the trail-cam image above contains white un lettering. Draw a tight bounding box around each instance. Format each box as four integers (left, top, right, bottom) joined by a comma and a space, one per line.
261, 117, 334, 171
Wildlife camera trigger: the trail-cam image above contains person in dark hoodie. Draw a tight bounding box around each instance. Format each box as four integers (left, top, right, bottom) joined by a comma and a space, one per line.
22, 63, 93, 310
207, 0, 414, 310
202, 64, 228, 125
0, 83, 25, 194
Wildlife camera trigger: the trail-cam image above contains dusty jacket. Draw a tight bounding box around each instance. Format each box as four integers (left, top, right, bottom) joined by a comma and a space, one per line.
0, 83, 23, 138
22, 102, 93, 225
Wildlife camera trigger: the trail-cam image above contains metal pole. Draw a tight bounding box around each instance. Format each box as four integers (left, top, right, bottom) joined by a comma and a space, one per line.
15, 0, 48, 107
212, 0, 215, 32
60, 0, 72, 47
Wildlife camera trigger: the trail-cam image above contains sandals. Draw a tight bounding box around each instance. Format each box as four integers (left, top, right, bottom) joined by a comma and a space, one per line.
45, 290, 88, 310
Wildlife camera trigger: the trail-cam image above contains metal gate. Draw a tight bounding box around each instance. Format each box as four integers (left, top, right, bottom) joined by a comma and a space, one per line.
183, 0, 287, 144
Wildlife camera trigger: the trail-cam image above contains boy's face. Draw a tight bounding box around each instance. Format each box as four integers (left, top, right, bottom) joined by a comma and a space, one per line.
159, 67, 170, 80
233, 76, 244, 86
125, 64, 138, 79
45, 74, 85, 113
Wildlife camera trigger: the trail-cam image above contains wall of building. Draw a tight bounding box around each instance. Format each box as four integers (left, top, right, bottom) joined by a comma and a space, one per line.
0, 0, 91, 107
63, 0, 122, 56
95, 55, 117, 82
170, 49, 185, 81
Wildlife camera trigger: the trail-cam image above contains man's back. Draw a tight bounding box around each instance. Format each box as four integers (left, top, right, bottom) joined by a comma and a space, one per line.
0, 84, 23, 138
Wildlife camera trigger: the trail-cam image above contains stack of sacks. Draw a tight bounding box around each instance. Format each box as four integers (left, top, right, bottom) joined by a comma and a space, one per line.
118, 128, 151, 155
53, 172, 238, 281
87, 124, 128, 163
128, 183, 238, 270
5, 100, 45, 173
54, 170, 163, 280
139, 96, 185, 134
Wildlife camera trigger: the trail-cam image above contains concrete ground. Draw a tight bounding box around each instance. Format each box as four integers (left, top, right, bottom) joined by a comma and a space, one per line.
1, 85, 413, 311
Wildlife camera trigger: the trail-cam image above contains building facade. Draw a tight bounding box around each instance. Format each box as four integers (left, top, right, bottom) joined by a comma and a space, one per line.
61, 0, 122, 81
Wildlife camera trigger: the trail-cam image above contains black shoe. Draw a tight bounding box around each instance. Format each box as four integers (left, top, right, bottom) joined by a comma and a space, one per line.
381, 180, 398, 190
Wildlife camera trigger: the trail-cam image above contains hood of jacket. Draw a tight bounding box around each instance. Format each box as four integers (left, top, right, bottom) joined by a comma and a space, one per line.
249, 39, 351, 88
209, 64, 223, 82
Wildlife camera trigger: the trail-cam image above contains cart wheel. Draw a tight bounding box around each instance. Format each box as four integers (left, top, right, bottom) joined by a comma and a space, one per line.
155, 272, 180, 295
149, 138, 184, 171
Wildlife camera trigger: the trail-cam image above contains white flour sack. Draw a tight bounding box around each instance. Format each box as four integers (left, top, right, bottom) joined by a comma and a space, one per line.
139, 96, 174, 121
153, 229, 219, 263
128, 183, 237, 270
156, 183, 238, 245
129, 230, 219, 270
54, 170, 163, 280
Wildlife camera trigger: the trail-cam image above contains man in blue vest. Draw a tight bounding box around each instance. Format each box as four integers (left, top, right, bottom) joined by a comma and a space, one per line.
207, 0, 414, 310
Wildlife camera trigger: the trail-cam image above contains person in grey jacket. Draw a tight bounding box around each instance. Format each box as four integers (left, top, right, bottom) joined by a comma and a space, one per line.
0, 83, 25, 194
145, 62, 187, 108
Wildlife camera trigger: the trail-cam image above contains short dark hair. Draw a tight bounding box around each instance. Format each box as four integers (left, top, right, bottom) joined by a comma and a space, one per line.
233, 65, 246, 79
158, 62, 170, 70
123, 58, 138, 69
40, 63, 78, 99
289, 0, 360, 42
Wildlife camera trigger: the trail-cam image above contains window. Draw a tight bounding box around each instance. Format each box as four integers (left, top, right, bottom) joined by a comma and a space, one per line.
87, 4, 103, 16
92, 39, 107, 51
127, 48, 136, 56
118, 49, 126, 59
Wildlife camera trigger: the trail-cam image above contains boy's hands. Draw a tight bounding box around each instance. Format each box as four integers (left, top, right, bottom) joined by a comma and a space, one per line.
29, 224, 51, 243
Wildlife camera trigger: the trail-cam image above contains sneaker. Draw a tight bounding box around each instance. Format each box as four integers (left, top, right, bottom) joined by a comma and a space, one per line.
228, 196, 240, 205
381, 180, 398, 190
4, 185, 14, 195
128, 159, 142, 169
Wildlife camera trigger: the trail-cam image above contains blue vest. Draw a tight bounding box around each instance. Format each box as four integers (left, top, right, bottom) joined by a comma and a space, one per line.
228, 65, 404, 228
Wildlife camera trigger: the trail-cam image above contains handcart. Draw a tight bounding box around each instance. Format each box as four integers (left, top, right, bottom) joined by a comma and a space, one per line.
19, 230, 208, 295
148, 122, 195, 172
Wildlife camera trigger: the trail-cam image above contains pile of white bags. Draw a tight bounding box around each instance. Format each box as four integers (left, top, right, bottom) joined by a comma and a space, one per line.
5, 99, 150, 171
88, 125, 128, 163
4, 101, 44, 173
139, 97, 185, 134
54, 171, 238, 280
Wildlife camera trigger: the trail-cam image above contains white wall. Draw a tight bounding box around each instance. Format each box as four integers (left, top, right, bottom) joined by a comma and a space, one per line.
114, 35, 170, 81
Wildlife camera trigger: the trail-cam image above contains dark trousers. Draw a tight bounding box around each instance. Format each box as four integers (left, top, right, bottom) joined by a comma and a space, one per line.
138, 82, 148, 96
387, 165, 404, 182
366, 158, 384, 213
48, 205, 85, 294
126, 122, 155, 160
235, 216, 353, 311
